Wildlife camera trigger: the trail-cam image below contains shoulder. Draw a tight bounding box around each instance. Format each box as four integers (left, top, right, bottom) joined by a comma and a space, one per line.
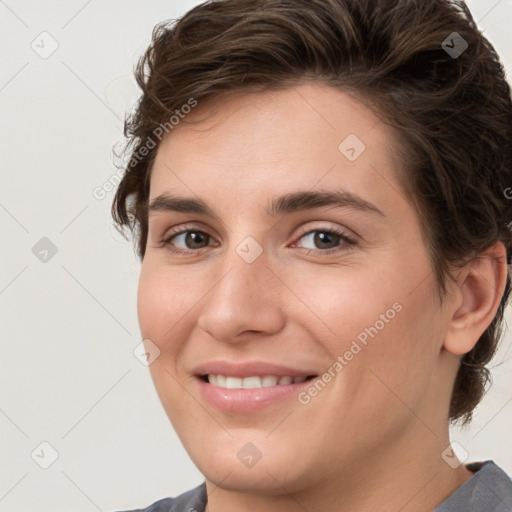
111, 482, 207, 512
435, 460, 512, 511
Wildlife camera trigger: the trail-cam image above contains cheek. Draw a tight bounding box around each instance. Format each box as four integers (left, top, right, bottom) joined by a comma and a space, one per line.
290, 262, 404, 351
304, 252, 441, 397
137, 264, 200, 420
137, 262, 194, 342
137, 266, 165, 340
336, 282, 441, 429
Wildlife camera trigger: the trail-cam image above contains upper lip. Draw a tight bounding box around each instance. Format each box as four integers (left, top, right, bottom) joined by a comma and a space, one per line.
193, 361, 317, 378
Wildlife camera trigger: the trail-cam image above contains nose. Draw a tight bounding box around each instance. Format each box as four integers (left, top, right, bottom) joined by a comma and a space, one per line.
195, 242, 286, 344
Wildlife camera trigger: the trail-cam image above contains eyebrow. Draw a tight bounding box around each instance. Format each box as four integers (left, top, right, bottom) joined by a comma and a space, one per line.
147, 189, 385, 218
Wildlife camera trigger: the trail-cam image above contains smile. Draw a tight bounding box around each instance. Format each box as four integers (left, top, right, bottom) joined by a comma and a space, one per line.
206, 374, 312, 388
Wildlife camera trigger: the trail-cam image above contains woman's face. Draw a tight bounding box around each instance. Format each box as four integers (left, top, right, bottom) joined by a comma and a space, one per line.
137, 82, 457, 492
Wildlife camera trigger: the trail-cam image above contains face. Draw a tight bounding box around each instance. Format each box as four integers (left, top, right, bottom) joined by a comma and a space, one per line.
137, 82, 456, 493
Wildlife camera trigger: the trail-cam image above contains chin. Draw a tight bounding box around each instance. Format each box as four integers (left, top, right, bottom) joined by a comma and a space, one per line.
187, 439, 316, 495
202, 464, 301, 495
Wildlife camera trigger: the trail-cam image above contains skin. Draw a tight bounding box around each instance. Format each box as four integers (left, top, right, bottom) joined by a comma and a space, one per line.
137, 81, 507, 512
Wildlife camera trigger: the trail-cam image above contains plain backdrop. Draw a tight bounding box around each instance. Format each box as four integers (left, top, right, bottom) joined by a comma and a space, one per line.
1, 1, 511, 511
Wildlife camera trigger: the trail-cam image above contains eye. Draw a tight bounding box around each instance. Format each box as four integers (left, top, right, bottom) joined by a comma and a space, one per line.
162, 226, 215, 254
293, 227, 356, 255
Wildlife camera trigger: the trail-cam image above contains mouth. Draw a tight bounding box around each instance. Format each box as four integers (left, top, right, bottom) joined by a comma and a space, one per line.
195, 371, 319, 413
192, 361, 320, 412
200, 374, 318, 389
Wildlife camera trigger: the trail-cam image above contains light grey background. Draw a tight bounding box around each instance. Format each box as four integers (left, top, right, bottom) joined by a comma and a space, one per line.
1, 1, 511, 511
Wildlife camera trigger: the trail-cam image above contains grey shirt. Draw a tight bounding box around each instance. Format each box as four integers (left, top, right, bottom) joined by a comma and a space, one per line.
115, 460, 512, 512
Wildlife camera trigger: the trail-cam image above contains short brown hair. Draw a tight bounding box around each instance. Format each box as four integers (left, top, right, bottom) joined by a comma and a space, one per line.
112, 0, 512, 425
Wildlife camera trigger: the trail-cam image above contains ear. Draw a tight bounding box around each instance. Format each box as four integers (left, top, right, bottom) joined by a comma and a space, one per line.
443, 242, 508, 355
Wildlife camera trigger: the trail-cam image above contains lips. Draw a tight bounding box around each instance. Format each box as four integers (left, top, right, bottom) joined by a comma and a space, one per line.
193, 360, 317, 380
192, 361, 318, 412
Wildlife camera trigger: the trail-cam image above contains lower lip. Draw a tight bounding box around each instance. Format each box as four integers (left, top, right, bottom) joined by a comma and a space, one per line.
196, 376, 315, 413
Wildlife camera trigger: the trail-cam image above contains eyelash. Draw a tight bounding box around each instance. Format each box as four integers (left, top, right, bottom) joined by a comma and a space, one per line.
160, 224, 357, 256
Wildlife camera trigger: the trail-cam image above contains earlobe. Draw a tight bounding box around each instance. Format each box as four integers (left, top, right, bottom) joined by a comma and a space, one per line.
443, 242, 508, 356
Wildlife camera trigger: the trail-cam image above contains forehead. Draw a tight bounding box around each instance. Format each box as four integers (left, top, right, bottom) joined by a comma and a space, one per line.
149, 82, 405, 207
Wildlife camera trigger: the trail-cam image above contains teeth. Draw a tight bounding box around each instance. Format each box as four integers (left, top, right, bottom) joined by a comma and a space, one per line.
206, 374, 308, 389
242, 376, 262, 389
262, 375, 278, 387
225, 376, 243, 389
